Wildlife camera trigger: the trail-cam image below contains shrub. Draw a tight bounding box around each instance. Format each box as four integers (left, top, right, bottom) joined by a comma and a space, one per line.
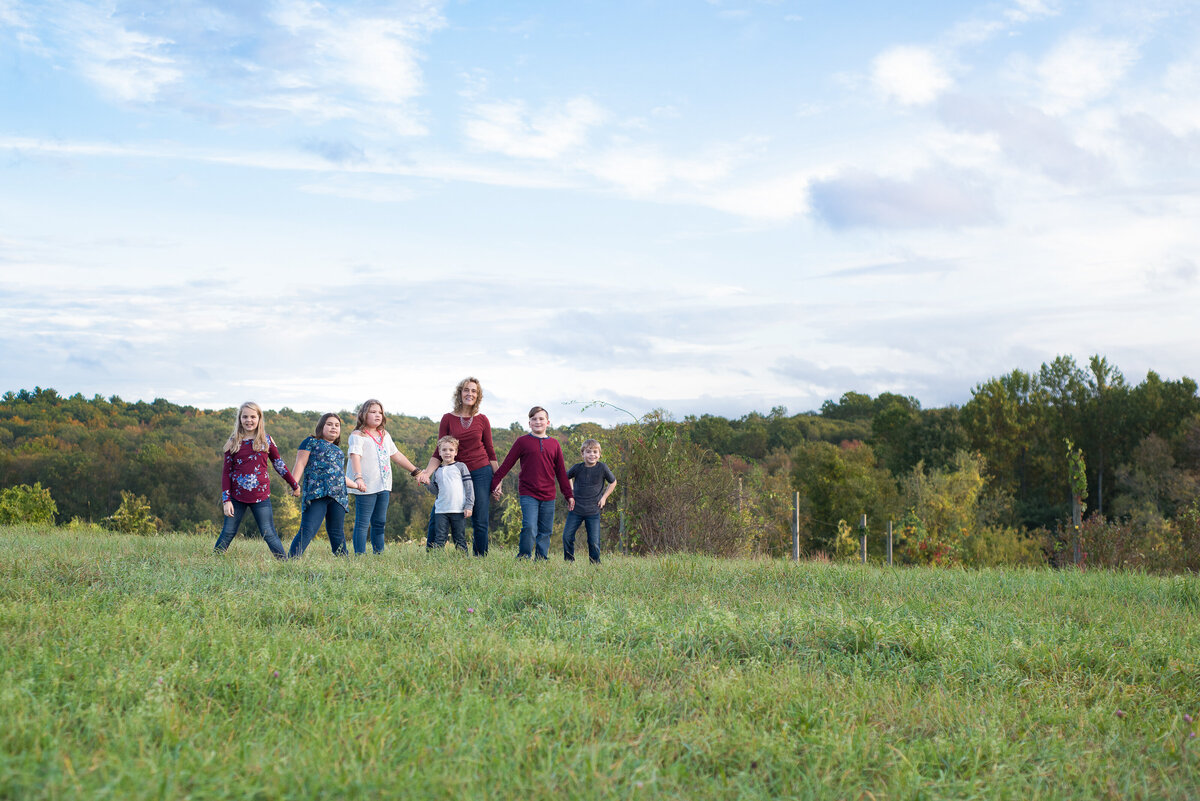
102, 491, 163, 535
896, 509, 958, 566
1061, 511, 1187, 573
65, 516, 107, 534
0, 482, 58, 525
961, 525, 1044, 567
833, 519, 859, 562
610, 415, 745, 556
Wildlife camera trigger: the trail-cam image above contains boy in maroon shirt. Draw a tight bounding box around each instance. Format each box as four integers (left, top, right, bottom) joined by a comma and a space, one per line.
491, 406, 574, 560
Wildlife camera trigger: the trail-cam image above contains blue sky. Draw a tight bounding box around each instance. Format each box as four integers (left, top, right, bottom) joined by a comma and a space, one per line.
2, 0, 1199, 427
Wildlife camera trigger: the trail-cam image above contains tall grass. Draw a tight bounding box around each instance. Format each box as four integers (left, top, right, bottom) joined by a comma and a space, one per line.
1, 527, 1198, 799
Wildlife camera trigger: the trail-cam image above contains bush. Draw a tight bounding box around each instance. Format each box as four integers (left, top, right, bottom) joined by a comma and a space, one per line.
961, 525, 1044, 567
65, 516, 107, 534
896, 509, 959, 566
0, 482, 58, 525
610, 415, 745, 556
832, 519, 859, 562
102, 491, 163, 535
1054, 511, 1187, 573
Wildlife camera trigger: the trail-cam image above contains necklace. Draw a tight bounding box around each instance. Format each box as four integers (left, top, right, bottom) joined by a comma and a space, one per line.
459, 415, 473, 430
364, 428, 385, 448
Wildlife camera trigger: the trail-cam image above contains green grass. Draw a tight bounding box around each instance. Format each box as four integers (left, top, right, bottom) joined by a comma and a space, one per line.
2, 527, 1198, 800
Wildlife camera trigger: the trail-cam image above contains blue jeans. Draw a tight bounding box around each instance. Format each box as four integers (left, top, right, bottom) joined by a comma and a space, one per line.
288, 497, 348, 558
517, 495, 555, 560
351, 491, 390, 554
427, 465, 493, 556
563, 511, 601, 563
214, 499, 286, 559
429, 512, 468, 552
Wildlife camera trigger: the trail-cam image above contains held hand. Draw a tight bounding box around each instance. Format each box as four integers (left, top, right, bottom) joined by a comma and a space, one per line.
292, 486, 301, 497
415, 471, 430, 486
355, 479, 367, 493
567, 498, 575, 511
491, 487, 503, 499
222, 501, 235, 517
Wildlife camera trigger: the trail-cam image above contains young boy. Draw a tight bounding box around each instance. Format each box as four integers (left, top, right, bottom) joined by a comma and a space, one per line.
425, 435, 474, 553
491, 406, 574, 560
563, 439, 616, 563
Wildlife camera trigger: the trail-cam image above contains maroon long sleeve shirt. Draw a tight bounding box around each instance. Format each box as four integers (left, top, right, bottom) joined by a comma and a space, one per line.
491, 434, 574, 502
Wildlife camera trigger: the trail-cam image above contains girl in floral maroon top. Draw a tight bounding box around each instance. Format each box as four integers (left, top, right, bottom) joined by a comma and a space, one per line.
213, 401, 298, 558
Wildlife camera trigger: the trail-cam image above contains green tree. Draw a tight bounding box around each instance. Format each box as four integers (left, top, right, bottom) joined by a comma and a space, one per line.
102, 491, 162, 535
790, 440, 899, 554
898, 451, 987, 566
0, 482, 58, 525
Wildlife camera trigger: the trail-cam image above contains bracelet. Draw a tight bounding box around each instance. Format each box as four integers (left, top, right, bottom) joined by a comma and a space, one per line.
353, 474, 363, 481
410, 468, 421, 476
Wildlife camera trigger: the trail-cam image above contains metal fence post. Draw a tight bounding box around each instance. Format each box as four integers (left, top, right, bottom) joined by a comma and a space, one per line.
859, 514, 867, 564
1072, 494, 1082, 565
792, 491, 800, 562
619, 486, 627, 555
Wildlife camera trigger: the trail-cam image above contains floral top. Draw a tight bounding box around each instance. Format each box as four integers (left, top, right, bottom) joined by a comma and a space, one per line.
221, 436, 298, 504
347, 430, 399, 495
298, 436, 349, 512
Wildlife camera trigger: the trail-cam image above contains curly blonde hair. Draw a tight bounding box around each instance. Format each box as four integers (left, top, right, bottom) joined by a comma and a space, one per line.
452, 377, 484, 417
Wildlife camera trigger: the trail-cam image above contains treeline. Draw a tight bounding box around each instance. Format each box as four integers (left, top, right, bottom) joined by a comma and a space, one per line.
2, 354, 1198, 570
0, 391, 505, 543
676, 355, 1200, 570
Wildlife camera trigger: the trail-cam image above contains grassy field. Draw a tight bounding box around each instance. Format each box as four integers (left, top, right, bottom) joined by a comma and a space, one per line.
1, 527, 1198, 800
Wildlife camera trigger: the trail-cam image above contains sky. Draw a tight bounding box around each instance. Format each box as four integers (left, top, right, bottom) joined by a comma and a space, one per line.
2, 0, 1199, 428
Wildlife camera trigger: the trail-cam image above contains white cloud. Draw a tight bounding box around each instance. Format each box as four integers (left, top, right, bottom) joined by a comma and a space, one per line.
872, 46, 952, 106
585, 139, 740, 196
938, 95, 1109, 185
689, 171, 811, 221
65, 3, 182, 102
6, 0, 443, 129
464, 96, 607, 159
1037, 34, 1139, 113
1006, 0, 1059, 24
255, 0, 443, 132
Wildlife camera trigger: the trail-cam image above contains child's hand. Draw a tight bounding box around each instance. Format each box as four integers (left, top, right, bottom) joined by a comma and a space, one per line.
222, 501, 235, 517
355, 479, 367, 492
292, 486, 301, 497
415, 471, 430, 486
567, 498, 575, 512
465, 509, 473, 518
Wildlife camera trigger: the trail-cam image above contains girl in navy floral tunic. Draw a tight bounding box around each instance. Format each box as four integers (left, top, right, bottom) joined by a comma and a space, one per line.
287, 413, 356, 558
214, 401, 298, 558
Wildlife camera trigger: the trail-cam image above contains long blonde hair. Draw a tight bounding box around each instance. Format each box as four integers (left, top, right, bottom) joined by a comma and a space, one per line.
223, 401, 270, 453
452, 377, 483, 417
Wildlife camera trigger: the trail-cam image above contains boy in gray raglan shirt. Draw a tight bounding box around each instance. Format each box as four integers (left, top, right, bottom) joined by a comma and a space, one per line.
426, 436, 475, 553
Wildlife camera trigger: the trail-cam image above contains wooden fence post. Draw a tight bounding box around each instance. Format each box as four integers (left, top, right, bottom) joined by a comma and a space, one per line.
887, 520, 893, 566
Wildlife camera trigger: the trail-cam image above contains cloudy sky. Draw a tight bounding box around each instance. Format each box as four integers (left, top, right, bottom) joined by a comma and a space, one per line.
2, 0, 1198, 427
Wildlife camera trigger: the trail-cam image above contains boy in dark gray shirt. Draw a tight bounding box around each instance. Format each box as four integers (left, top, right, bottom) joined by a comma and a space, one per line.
563, 439, 616, 563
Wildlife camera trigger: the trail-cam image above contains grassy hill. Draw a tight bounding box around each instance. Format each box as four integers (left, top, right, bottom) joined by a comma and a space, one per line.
2, 528, 1198, 799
